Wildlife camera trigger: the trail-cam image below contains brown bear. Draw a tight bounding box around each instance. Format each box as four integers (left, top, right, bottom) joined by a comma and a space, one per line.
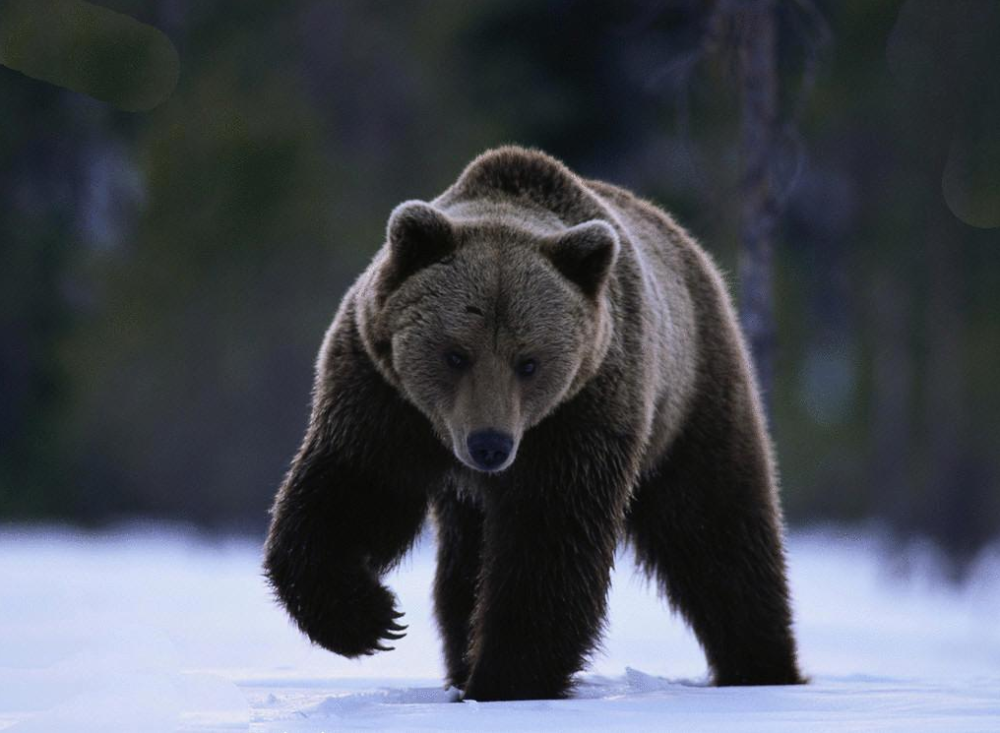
263, 146, 804, 701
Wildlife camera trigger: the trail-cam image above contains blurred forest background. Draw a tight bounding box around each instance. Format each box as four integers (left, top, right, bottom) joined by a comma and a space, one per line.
1, 0, 998, 575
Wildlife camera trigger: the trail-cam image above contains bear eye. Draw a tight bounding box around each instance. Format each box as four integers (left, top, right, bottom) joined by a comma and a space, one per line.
516, 358, 538, 378
445, 350, 470, 371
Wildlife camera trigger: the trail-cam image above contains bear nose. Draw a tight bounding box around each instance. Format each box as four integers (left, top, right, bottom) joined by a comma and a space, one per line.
466, 430, 514, 471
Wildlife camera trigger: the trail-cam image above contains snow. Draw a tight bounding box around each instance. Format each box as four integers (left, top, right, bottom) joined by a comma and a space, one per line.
0, 524, 997, 732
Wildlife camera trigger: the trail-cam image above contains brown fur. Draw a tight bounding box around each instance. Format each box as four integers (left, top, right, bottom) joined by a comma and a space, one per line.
264, 146, 804, 701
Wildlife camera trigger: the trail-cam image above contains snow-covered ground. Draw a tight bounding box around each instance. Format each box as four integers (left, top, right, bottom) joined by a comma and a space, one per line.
0, 524, 997, 732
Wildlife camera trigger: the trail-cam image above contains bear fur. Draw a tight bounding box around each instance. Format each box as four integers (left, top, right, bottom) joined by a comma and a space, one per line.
263, 146, 804, 701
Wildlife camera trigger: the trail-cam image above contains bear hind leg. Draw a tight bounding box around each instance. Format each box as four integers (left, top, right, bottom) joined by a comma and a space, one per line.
627, 399, 804, 686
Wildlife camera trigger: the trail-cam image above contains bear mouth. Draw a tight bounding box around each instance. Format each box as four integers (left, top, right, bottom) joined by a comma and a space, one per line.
454, 449, 516, 474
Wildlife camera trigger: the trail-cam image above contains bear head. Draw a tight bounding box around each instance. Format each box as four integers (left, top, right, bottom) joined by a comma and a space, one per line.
357, 200, 619, 473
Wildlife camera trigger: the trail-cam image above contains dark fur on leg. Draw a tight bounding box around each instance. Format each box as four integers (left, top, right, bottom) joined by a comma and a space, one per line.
461, 388, 642, 701
626, 263, 804, 686
627, 420, 803, 684
431, 484, 484, 689
264, 310, 450, 657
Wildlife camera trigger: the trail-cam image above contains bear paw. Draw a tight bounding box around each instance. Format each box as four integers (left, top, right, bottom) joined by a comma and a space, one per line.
308, 580, 407, 658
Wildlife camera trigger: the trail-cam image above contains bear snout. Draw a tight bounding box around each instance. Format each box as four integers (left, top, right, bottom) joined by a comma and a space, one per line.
466, 430, 514, 472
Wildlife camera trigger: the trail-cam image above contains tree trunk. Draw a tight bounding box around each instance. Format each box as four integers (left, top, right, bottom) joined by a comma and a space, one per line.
869, 270, 913, 532
735, 0, 780, 416
921, 219, 977, 571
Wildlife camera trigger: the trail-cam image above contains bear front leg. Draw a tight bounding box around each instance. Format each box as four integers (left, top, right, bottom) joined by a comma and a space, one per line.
461, 422, 640, 701
431, 485, 484, 689
265, 434, 428, 657
627, 378, 804, 686
264, 316, 450, 658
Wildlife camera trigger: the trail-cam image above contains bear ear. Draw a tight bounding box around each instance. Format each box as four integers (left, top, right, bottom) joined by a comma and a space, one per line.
539, 220, 620, 299
384, 201, 456, 289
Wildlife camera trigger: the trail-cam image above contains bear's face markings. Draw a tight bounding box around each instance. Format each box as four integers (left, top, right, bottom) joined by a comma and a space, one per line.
385, 231, 599, 473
